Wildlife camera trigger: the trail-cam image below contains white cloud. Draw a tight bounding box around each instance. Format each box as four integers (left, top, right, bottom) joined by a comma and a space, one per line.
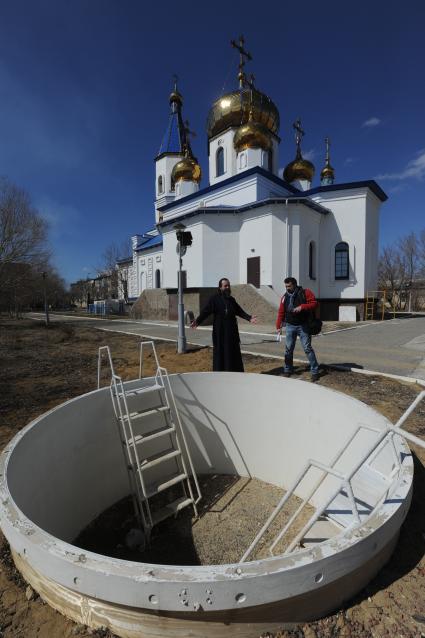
376, 150, 425, 181
37, 197, 81, 239
362, 117, 381, 128
344, 157, 356, 165
303, 148, 316, 161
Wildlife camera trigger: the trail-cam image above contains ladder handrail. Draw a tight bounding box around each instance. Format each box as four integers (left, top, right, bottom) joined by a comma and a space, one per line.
97, 345, 115, 389
240, 392, 425, 562
103, 340, 202, 540
156, 365, 202, 506
110, 373, 147, 530
139, 340, 161, 380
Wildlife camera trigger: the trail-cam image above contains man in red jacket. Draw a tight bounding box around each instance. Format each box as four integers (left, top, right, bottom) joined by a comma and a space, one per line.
276, 277, 320, 381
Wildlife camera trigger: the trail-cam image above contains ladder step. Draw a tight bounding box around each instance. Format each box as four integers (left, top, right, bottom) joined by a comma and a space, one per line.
123, 383, 164, 398
123, 406, 170, 422
128, 424, 175, 446
146, 472, 188, 498
152, 497, 194, 525
140, 448, 181, 471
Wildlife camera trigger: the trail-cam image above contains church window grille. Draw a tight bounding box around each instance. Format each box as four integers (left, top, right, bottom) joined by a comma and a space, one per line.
335, 242, 349, 280
216, 147, 225, 176
309, 241, 316, 280
157, 175, 163, 195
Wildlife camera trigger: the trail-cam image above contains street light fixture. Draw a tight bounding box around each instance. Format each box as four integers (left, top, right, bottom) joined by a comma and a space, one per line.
174, 223, 193, 354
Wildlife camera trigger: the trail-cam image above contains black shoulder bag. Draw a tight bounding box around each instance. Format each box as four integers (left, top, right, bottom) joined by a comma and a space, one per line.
299, 288, 323, 335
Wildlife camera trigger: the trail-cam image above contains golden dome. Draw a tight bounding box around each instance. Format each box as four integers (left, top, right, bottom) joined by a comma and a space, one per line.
283, 156, 315, 183
172, 154, 202, 183
233, 119, 272, 152
206, 87, 280, 139
320, 163, 335, 180
169, 89, 183, 107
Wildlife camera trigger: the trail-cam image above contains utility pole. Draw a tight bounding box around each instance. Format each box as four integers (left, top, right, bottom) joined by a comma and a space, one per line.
42, 271, 50, 327
174, 223, 193, 354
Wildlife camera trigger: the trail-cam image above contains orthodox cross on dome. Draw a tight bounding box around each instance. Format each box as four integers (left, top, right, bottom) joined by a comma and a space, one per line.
325, 136, 331, 163
172, 73, 179, 91
231, 35, 252, 88
183, 119, 196, 156
293, 118, 305, 157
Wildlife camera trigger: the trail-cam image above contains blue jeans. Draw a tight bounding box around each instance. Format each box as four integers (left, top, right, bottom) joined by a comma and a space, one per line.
284, 323, 319, 374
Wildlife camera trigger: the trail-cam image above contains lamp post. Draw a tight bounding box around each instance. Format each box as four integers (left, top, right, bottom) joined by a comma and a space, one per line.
42, 271, 50, 327
174, 223, 193, 354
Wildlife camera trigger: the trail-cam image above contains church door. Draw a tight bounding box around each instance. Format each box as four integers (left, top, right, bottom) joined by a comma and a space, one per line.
247, 257, 260, 288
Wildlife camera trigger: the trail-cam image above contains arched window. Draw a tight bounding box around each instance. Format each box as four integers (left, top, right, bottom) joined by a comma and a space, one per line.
216, 147, 224, 176
155, 269, 161, 289
170, 175, 175, 192
335, 242, 349, 280
309, 241, 316, 280
157, 175, 163, 195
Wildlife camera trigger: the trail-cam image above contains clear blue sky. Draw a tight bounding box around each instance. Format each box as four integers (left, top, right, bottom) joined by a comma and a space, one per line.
0, 0, 424, 283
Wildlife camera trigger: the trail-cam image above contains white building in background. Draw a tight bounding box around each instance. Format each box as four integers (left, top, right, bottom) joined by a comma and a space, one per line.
118, 40, 386, 319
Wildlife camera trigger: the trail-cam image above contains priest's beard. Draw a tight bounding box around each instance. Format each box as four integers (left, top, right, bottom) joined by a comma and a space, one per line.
222, 288, 231, 297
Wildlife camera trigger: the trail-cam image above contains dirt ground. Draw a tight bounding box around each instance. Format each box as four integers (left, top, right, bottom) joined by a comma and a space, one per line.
0, 319, 424, 638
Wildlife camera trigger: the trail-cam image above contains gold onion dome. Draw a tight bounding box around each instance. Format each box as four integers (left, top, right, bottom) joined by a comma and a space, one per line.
171, 150, 202, 183
283, 152, 315, 183
233, 117, 272, 152
320, 163, 335, 180
207, 87, 280, 139
169, 88, 183, 107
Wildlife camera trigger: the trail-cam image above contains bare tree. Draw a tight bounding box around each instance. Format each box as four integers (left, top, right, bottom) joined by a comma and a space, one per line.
0, 177, 49, 284
96, 240, 132, 299
379, 232, 423, 310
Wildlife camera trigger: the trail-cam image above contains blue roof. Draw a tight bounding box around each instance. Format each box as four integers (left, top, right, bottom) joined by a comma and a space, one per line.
135, 235, 163, 252
116, 255, 132, 264
157, 166, 388, 213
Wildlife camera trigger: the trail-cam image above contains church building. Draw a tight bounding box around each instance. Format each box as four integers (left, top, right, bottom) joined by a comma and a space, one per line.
117, 38, 387, 320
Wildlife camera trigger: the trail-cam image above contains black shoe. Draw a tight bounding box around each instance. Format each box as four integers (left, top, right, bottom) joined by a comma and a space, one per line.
311, 372, 320, 382
283, 371, 292, 378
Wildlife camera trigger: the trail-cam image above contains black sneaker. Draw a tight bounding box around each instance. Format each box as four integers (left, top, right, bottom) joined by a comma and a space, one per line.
311, 372, 320, 382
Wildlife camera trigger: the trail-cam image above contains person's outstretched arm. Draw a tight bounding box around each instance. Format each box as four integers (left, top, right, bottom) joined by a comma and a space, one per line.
233, 300, 257, 323
191, 297, 214, 328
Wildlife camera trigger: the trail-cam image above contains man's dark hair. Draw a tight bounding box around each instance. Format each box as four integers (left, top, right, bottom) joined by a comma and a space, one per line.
218, 277, 230, 290
284, 277, 297, 286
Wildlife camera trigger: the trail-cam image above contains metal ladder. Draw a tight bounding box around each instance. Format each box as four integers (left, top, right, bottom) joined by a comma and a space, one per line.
240, 390, 425, 562
98, 342, 201, 541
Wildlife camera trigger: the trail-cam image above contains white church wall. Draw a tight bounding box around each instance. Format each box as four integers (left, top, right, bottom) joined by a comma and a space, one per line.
208, 130, 237, 186
136, 249, 163, 293
154, 155, 181, 222
238, 209, 273, 286
271, 208, 289, 296
313, 188, 370, 299
298, 209, 321, 297
160, 174, 259, 223
201, 215, 240, 286
364, 192, 381, 293
162, 222, 204, 289
257, 174, 293, 201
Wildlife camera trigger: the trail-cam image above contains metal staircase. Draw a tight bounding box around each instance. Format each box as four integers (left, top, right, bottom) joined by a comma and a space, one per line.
98, 342, 201, 541
240, 390, 425, 562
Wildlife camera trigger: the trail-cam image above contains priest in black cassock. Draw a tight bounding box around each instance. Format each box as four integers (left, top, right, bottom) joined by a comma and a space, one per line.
190, 278, 258, 372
